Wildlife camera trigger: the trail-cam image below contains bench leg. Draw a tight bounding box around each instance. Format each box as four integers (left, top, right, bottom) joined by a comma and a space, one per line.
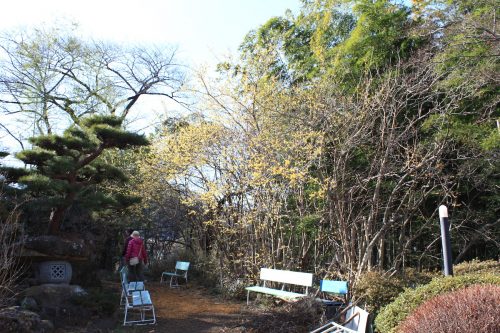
123, 305, 129, 326
123, 305, 156, 326
247, 290, 250, 305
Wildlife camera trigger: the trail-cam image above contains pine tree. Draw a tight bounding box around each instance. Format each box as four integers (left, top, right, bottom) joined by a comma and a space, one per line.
1, 115, 148, 234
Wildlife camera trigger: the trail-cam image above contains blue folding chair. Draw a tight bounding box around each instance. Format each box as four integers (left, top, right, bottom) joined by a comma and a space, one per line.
319, 280, 349, 319
120, 266, 145, 306
160, 261, 190, 288
320, 280, 348, 303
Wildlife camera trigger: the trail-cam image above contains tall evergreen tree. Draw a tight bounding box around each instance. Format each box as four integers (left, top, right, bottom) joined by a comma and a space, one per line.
1, 115, 148, 234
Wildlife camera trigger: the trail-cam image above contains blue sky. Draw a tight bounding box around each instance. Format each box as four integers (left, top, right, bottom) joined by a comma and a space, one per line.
0, 0, 301, 156
0, 0, 301, 66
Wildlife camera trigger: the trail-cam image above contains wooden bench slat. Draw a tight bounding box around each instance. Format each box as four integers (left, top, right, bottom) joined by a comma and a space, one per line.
260, 268, 313, 287
246, 286, 306, 299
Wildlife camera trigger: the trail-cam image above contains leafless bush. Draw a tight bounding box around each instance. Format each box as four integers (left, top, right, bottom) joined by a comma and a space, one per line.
0, 202, 25, 308
398, 284, 500, 333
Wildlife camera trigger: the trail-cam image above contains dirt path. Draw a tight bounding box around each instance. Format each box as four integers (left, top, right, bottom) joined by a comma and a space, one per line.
121, 282, 249, 332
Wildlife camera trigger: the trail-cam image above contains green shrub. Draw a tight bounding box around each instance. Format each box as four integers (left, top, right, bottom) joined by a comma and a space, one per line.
375, 273, 500, 333
453, 259, 499, 275
397, 284, 500, 333
71, 287, 119, 316
354, 269, 435, 314
354, 272, 404, 314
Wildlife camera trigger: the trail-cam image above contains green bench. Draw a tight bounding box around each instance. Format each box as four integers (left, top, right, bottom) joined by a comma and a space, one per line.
245, 268, 313, 305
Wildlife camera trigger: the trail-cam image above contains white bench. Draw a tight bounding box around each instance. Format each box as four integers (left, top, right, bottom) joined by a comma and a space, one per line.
245, 268, 313, 305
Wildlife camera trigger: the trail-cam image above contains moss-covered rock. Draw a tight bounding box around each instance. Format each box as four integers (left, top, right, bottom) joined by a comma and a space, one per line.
0, 306, 53, 333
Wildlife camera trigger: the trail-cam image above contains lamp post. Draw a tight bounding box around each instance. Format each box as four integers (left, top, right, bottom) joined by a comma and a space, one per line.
439, 205, 453, 276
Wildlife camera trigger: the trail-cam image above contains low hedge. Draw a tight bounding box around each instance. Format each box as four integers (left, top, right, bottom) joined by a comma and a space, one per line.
374, 273, 500, 333
398, 284, 500, 333
453, 259, 500, 275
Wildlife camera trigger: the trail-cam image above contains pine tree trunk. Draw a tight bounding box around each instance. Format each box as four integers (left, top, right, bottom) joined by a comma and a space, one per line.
48, 207, 65, 235
48, 192, 76, 235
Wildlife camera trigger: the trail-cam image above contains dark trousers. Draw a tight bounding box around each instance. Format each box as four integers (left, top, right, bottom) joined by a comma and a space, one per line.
128, 262, 145, 281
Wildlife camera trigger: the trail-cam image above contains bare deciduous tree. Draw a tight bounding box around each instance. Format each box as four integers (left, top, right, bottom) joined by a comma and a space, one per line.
0, 199, 24, 307
0, 26, 187, 148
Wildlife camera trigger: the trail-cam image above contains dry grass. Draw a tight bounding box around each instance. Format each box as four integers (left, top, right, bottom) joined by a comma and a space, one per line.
243, 297, 325, 333
0, 205, 24, 308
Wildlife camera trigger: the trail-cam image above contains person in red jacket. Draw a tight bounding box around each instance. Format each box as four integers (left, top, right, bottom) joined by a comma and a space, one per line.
121, 228, 134, 268
125, 230, 148, 281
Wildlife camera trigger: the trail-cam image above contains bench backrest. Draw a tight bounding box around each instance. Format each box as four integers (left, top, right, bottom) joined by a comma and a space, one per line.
175, 261, 190, 271
320, 280, 348, 295
121, 276, 129, 296
260, 268, 313, 287
120, 269, 128, 285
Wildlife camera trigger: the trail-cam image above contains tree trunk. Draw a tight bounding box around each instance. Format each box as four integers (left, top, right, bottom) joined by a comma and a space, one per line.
48, 206, 65, 235
48, 192, 76, 235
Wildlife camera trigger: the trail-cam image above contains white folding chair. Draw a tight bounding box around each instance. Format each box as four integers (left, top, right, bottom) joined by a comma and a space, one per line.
310, 304, 369, 333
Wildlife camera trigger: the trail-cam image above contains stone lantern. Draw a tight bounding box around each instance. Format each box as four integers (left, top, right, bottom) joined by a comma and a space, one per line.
20, 235, 89, 285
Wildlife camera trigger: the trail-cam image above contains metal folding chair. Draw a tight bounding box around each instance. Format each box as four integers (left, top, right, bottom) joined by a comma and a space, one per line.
123, 289, 156, 326
160, 261, 190, 287
120, 266, 145, 306
310, 304, 369, 333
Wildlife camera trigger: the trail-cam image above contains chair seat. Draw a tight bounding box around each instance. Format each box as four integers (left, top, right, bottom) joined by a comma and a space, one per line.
128, 281, 145, 291
132, 290, 153, 307
162, 272, 185, 277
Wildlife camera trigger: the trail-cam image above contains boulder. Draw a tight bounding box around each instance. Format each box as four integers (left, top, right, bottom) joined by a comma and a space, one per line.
23, 284, 87, 308
21, 284, 91, 327
0, 306, 53, 333
20, 296, 39, 312
22, 235, 89, 260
